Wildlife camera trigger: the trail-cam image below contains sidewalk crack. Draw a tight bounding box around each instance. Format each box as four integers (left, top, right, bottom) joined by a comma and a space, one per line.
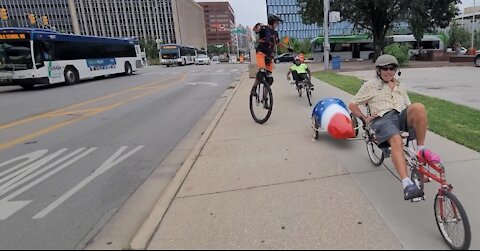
443, 157, 480, 164
175, 169, 386, 200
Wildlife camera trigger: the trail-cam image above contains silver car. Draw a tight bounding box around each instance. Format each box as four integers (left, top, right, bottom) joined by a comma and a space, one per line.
195, 55, 211, 65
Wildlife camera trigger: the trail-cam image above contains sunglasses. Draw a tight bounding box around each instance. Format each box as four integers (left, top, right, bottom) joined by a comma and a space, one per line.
380, 66, 397, 71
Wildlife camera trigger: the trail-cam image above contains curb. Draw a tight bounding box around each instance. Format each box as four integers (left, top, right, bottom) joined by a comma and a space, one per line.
129, 72, 248, 250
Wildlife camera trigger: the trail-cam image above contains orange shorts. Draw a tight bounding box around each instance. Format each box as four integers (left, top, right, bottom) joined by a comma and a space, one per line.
256, 52, 274, 72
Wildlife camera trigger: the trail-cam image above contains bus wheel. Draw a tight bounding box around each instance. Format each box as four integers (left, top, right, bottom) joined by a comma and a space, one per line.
20, 84, 35, 90
124, 62, 133, 75
368, 53, 374, 60
64, 66, 79, 85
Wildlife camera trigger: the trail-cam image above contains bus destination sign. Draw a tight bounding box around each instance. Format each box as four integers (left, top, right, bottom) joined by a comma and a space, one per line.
0, 33, 28, 40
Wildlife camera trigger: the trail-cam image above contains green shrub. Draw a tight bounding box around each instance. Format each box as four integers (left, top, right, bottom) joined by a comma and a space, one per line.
383, 43, 410, 67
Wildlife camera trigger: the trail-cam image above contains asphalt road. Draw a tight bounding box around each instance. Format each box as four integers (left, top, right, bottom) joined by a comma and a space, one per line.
0, 63, 246, 249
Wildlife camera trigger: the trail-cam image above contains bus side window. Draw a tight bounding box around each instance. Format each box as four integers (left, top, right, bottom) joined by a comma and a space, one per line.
34, 41, 47, 68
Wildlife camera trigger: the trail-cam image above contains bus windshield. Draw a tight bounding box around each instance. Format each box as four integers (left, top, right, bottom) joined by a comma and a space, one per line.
161, 47, 179, 59
0, 41, 33, 70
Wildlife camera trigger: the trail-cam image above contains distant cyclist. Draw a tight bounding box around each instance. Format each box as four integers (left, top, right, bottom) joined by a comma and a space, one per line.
287, 56, 312, 89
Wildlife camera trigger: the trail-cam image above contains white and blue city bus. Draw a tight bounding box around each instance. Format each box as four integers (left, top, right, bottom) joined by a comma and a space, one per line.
159, 44, 197, 67
0, 28, 142, 89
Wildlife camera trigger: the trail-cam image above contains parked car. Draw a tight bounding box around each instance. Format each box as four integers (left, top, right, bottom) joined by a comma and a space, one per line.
195, 55, 211, 65
211, 56, 220, 64
274, 53, 295, 63
446, 47, 468, 55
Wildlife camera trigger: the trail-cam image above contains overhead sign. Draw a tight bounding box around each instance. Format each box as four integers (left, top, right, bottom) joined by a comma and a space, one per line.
329, 11, 341, 23
231, 28, 246, 34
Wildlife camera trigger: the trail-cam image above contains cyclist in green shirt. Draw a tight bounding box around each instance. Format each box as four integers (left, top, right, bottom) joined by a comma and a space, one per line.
287, 56, 312, 89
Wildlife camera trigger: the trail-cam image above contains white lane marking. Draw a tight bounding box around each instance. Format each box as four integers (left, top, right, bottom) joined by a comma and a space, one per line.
143, 72, 157, 76
215, 69, 225, 73
0, 148, 85, 196
186, 82, 219, 87
0, 150, 48, 178
0, 148, 97, 220
189, 73, 231, 76
0, 149, 67, 188
33, 146, 144, 219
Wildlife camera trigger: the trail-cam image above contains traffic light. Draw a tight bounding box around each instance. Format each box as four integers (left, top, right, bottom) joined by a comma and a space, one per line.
0, 8, 8, 21
28, 14, 36, 25
42, 15, 48, 25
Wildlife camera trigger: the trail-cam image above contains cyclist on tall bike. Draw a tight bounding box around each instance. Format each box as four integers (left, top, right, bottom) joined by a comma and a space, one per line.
254, 14, 293, 109
348, 54, 442, 201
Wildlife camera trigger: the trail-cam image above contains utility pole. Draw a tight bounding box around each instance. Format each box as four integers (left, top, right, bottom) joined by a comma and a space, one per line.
323, 0, 330, 70
472, 0, 477, 50
236, 32, 240, 59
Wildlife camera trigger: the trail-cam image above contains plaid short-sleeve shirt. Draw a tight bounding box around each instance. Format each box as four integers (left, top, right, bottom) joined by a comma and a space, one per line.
351, 78, 412, 117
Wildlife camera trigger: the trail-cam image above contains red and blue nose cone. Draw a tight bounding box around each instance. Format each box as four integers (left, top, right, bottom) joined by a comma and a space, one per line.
328, 113, 355, 139
312, 98, 355, 139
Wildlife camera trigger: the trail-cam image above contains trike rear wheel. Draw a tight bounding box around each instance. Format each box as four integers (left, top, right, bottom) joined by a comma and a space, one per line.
366, 140, 384, 166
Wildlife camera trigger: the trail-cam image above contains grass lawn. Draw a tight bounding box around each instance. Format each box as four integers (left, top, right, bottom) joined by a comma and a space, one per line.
313, 71, 480, 152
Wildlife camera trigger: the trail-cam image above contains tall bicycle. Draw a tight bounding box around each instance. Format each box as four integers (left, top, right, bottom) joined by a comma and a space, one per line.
249, 69, 273, 124
355, 112, 471, 250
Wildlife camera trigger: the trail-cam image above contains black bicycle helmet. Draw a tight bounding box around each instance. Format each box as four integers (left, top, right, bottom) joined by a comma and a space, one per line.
268, 13, 283, 25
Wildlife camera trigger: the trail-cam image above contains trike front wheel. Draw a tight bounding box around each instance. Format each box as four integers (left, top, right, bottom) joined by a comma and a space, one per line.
434, 190, 471, 250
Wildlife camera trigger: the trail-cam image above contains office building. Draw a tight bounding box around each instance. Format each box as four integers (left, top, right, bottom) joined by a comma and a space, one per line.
197, 1, 236, 47
0, 0, 207, 49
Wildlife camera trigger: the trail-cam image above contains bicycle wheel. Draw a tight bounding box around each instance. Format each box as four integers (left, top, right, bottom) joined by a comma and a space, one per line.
350, 113, 359, 137
306, 86, 313, 106
249, 82, 273, 124
313, 118, 320, 140
366, 139, 384, 166
434, 190, 471, 250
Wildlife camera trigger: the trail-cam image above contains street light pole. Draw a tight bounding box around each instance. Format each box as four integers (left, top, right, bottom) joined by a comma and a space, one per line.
472, 0, 477, 50
236, 32, 240, 59
323, 0, 330, 70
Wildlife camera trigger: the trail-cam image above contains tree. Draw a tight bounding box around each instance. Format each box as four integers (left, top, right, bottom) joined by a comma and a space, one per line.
474, 30, 480, 49
207, 44, 228, 55
448, 21, 471, 48
408, 0, 459, 49
140, 39, 159, 62
297, 0, 460, 60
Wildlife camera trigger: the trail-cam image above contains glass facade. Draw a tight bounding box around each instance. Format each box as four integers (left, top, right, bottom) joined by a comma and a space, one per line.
266, 0, 410, 39
0, 0, 74, 34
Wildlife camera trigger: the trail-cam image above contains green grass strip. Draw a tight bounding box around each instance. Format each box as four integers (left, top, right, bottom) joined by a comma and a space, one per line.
313, 71, 480, 152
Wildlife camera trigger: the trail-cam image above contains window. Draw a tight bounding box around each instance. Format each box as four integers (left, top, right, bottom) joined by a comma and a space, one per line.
46, 40, 135, 60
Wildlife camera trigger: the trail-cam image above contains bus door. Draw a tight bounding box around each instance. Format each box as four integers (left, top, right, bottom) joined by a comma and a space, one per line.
352, 43, 360, 59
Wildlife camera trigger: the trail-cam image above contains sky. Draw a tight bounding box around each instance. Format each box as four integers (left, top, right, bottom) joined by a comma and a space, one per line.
459, 0, 478, 13
194, 0, 477, 27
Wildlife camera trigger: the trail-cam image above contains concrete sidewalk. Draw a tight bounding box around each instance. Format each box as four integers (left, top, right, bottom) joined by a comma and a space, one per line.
139, 66, 403, 249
